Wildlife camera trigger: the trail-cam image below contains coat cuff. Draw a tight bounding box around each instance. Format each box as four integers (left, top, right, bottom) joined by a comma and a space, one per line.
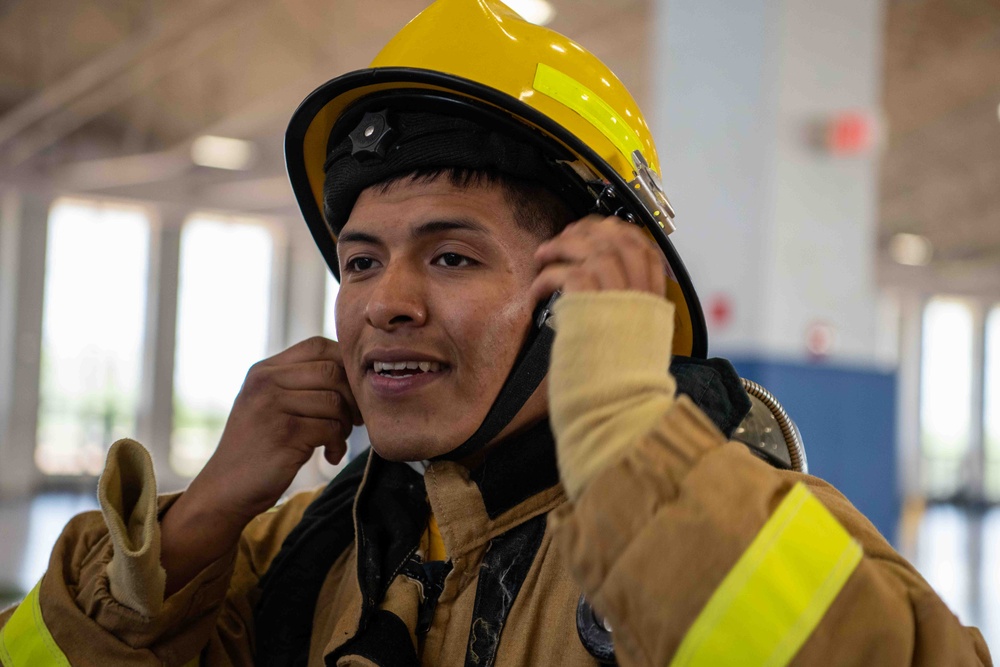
550, 291, 677, 500
97, 439, 167, 617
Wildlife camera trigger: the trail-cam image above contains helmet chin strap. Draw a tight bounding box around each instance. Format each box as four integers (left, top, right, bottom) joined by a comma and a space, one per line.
433, 294, 559, 463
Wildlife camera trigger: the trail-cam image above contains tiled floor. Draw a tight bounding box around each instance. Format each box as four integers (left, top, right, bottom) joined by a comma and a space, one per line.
912, 505, 1000, 649
1, 493, 997, 652
0, 491, 98, 605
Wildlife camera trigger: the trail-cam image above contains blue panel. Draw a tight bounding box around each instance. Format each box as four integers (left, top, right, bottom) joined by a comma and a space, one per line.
726, 356, 899, 544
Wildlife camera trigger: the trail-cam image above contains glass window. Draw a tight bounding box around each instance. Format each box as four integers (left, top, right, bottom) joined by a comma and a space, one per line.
915, 505, 971, 625
920, 298, 974, 498
320, 271, 363, 476
36, 199, 150, 476
319, 270, 371, 474
171, 214, 274, 477
983, 509, 1000, 650
323, 272, 340, 341
985, 307, 1000, 501
19, 493, 98, 592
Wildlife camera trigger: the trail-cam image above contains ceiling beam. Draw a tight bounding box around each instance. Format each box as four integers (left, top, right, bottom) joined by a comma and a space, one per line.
55, 149, 191, 192
0, 0, 280, 171
0, 0, 245, 148
51, 72, 321, 192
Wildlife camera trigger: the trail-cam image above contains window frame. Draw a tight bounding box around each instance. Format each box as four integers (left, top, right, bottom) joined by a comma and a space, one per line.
0, 194, 336, 493
34, 197, 155, 479
167, 211, 287, 479
900, 293, 998, 505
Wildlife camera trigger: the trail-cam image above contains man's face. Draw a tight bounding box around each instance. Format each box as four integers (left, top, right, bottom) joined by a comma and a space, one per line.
335, 175, 548, 461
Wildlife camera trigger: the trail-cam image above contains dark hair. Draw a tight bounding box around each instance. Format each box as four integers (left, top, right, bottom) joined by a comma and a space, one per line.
367, 167, 577, 240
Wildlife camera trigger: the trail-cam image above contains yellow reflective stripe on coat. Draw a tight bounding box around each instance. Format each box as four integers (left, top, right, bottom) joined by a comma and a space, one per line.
0, 581, 70, 667
670, 482, 862, 667
533, 63, 644, 170
0, 583, 200, 667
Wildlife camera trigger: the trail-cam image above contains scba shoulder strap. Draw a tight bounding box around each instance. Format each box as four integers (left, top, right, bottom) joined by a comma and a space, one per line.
254, 450, 370, 667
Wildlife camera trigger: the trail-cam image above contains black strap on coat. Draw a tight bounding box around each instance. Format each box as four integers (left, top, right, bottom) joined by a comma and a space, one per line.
463, 514, 548, 667
253, 450, 370, 667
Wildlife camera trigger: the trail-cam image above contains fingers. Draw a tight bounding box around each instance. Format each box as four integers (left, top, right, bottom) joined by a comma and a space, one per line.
258, 335, 342, 367
530, 265, 599, 303
533, 230, 594, 265
532, 216, 667, 299
243, 351, 362, 425
205, 336, 357, 522
616, 227, 660, 291
280, 415, 350, 454
277, 389, 356, 423
647, 245, 668, 296
269, 360, 361, 422
324, 441, 347, 466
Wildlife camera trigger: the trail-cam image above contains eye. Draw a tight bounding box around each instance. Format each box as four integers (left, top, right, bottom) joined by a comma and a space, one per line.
434, 252, 476, 268
344, 256, 377, 273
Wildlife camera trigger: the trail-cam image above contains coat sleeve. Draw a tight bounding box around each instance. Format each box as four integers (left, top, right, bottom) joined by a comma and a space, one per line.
0, 439, 318, 667
547, 291, 992, 667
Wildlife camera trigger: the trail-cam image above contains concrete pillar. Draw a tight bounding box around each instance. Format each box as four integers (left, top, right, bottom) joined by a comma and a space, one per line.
282, 221, 327, 349
133, 204, 185, 492
0, 190, 53, 498
284, 221, 336, 490
655, 0, 886, 360
653, 0, 899, 538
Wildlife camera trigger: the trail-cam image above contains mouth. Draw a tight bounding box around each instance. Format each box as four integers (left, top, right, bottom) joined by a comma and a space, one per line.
371, 359, 446, 378
363, 352, 451, 397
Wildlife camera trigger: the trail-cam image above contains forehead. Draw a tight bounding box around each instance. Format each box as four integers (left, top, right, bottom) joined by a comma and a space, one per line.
342, 175, 518, 237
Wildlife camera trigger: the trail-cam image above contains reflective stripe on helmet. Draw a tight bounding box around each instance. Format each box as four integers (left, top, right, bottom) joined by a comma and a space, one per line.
669, 482, 862, 667
0, 582, 69, 667
532, 63, 644, 173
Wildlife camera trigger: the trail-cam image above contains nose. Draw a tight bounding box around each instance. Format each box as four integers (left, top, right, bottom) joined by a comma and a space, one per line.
364, 260, 427, 331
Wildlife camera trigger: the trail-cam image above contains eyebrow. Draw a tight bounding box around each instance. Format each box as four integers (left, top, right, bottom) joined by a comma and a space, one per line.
412, 218, 489, 238
337, 230, 381, 246
337, 218, 489, 246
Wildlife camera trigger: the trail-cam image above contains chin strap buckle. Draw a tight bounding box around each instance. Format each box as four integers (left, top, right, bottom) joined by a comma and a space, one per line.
535, 290, 561, 329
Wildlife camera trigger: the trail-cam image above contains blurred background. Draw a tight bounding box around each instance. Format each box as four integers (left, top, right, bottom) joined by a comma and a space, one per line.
0, 0, 997, 649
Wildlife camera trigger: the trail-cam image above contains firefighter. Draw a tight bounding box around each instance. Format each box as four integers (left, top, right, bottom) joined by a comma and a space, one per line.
0, 0, 990, 665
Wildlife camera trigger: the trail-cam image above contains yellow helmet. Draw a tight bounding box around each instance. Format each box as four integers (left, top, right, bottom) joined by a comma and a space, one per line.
286, 0, 707, 358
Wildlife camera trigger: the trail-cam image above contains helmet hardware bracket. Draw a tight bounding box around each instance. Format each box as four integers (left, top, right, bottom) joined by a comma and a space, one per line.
348, 109, 397, 161
627, 150, 677, 234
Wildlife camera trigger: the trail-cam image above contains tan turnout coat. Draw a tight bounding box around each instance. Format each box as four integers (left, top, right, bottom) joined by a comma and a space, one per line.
0, 292, 992, 666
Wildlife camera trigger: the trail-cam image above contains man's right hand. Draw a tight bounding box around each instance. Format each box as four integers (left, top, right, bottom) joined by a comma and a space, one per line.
160, 336, 361, 596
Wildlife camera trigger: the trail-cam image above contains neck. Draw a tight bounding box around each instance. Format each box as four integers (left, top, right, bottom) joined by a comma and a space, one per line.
457, 413, 548, 469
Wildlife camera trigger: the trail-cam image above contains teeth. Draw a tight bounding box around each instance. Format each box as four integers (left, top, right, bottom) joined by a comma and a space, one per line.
373, 360, 443, 373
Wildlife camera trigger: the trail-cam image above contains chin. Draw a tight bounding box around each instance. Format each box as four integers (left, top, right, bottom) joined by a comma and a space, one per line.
367, 426, 462, 463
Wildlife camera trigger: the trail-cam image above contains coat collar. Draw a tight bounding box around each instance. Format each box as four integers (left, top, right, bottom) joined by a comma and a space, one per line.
353, 420, 562, 622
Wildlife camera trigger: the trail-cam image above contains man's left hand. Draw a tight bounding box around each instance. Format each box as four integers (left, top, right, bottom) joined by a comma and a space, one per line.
530, 215, 667, 302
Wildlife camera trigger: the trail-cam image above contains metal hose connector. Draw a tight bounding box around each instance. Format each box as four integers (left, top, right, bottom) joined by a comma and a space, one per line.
740, 378, 808, 474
